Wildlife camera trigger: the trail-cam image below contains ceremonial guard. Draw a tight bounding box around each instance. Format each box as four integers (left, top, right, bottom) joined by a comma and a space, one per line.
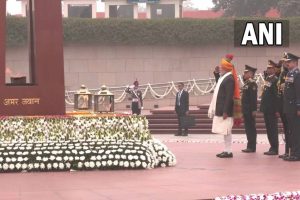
282, 52, 300, 161
275, 60, 290, 159
125, 80, 143, 115
241, 65, 258, 153
260, 60, 279, 155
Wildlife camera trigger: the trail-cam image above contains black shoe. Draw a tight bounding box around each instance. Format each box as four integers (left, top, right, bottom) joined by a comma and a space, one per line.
264, 150, 278, 155
182, 132, 188, 136
216, 152, 226, 157
283, 156, 300, 161
174, 132, 182, 136
218, 152, 233, 158
279, 154, 289, 159
242, 148, 256, 153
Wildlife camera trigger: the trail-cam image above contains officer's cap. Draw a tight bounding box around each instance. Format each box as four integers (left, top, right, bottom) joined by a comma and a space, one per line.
267, 60, 276, 68
281, 52, 300, 62
244, 65, 257, 73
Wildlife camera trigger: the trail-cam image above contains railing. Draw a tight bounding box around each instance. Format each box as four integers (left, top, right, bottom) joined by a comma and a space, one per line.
65, 73, 266, 106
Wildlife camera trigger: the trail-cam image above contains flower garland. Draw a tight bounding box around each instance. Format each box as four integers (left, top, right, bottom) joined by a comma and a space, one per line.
0, 116, 151, 142
0, 139, 176, 172
215, 191, 300, 200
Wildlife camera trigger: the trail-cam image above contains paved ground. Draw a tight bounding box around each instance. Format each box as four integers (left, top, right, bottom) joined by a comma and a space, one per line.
0, 134, 299, 200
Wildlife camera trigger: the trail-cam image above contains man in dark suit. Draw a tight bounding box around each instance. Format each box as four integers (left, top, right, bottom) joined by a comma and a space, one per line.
281, 52, 300, 161
241, 65, 258, 153
175, 82, 189, 136
260, 60, 280, 155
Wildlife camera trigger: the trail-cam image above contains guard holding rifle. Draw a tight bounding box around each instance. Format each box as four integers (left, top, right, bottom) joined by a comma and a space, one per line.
125, 80, 143, 115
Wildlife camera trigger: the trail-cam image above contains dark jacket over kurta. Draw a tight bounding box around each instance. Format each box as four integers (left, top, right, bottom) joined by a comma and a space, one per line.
215, 74, 235, 117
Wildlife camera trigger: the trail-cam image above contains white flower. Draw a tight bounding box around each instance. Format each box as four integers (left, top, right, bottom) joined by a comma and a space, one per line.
107, 160, 112, 166
53, 163, 58, 169
59, 163, 64, 169
102, 155, 107, 159
140, 155, 146, 161
40, 163, 45, 169
134, 155, 138, 160
2, 163, 8, 170
5, 157, 11, 162
80, 156, 85, 161
121, 155, 126, 159
161, 163, 166, 168
56, 157, 62, 161
66, 163, 71, 169
108, 155, 114, 159
113, 160, 118, 166
28, 164, 33, 170
119, 161, 124, 166
90, 162, 95, 168
22, 163, 27, 170
96, 161, 101, 167
102, 161, 107, 166
96, 155, 101, 160
47, 163, 52, 170
142, 162, 147, 168
130, 162, 135, 168
50, 156, 55, 161
78, 162, 83, 169
68, 156, 74, 161
34, 163, 39, 169
9, 164, 15, 170
75, 156, 80, 161
84, 162, 90, 168
124, 161, 129, 168
0, 157, 3, 162
16, 163, 21, 169
135, 160, 141, 167
36, 156, 42, 161
71, 150, 77, 154
43, 157, 49, 162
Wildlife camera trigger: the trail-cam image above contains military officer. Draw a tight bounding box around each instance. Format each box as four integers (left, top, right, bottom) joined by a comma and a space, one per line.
281, 52, 300, 161
275, 60, 290, 159
260, 60, 280, 155
125, 80, 143, 115
241, 65, 258, 153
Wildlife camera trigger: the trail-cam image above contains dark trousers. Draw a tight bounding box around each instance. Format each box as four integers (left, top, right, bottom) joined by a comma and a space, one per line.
132, 102, 141, 115
177, 113, 188, 134
286, 114, 300, 157
279, 112, 290, 154
263, 113, 279, 152
243, 113, 257, 150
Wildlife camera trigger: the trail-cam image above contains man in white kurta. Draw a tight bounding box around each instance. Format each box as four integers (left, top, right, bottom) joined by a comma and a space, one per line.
208, 57, 238, 158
